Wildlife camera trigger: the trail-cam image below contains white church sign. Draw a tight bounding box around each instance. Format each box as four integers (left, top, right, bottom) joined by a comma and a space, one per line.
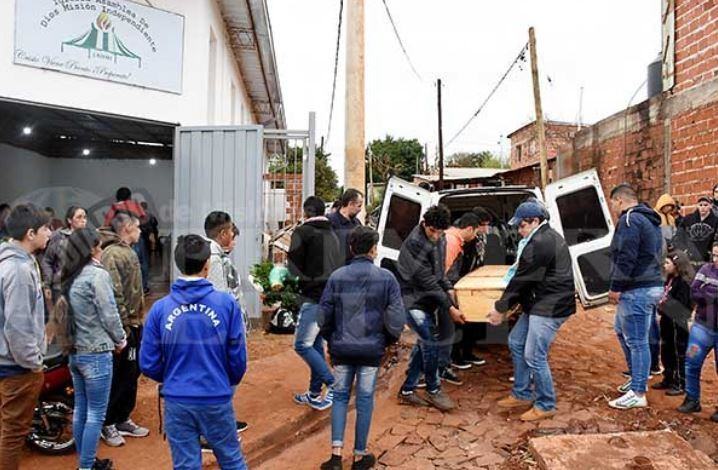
14, 0, 185, 93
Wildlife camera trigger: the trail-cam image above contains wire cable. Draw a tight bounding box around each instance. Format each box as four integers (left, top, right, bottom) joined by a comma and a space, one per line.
325, 0, 344, 146
381, 0, 423, 81
447, 43, 528, 147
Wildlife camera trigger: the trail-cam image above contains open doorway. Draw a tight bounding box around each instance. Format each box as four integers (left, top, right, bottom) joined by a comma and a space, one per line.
0, 97, 177, 294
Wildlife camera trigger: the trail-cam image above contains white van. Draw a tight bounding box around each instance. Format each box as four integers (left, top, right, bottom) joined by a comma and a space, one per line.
375, 169, 615, 307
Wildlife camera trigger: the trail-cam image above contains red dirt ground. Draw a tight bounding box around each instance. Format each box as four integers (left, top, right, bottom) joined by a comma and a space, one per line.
20, 305, 718, 469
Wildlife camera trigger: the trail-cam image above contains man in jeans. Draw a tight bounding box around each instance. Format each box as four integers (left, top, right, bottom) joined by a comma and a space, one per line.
140, 235, 247, 469
0, 204, 51, 469
318, 227, 405, 470
607, 184, 664, 409
488, 201, 575, 421
204, 211, 248, 434
397, 205, 466, 411
288, 196, 342, 410
99, 213, 149, 445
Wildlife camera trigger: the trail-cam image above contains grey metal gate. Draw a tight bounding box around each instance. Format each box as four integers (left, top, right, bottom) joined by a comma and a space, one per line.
173, 125, 264, 318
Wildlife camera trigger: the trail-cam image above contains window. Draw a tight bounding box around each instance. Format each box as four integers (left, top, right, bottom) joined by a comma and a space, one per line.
382, 195, 421, 250
577, 248, 612, 297
516, 145, 522, 162
555, 187, 609, 246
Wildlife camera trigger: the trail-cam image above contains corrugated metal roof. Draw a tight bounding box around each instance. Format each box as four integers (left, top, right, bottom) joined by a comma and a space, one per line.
413, 167, 508, 181
218, 0, 286, 129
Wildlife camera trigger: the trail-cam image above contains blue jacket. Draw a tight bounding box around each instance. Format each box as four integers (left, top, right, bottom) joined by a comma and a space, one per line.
609, 203, 663, 292
140, 278, 247, 404
318, 256, 406, 367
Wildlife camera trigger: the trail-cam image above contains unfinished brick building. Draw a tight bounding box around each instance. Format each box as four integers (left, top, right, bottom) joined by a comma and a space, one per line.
504, 0, 718, 214
508, 121, 579, 171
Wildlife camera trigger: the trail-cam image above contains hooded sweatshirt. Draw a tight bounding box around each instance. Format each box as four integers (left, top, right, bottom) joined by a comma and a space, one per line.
0, 242, 46, 374
139, 278, 247, 404
609, 203, 663, 292
654, 194, 677, 245
675, 209, 718, 263
287, 217, 342, 303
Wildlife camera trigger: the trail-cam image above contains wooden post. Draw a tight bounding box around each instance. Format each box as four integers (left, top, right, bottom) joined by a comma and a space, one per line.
529, 27, 549, 190
345, 0, 366, 213
437, 78, 445, 190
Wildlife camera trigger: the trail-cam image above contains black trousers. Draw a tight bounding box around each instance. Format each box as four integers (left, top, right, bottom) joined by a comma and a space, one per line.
452, 323, 487, 362
105, 326, 142, 426
659, 314, 689, 388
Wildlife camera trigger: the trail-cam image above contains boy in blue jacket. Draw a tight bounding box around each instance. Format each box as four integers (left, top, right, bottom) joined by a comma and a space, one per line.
140, 235, 247, 470
318, 226, 405, 470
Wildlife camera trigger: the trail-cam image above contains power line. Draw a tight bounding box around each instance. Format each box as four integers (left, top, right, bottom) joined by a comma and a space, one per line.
446, 43, 528, 148
381, 0, 422, 81
325, 0, 344, 147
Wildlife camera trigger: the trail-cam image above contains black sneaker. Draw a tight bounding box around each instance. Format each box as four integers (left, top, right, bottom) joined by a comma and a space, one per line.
351, 454, 376, 470
711, 410, 718, 423
320, 455, 343, 470
622, 370, 631, 378
651, 380, 672, 390
416, 375, 427, 389
93, 458, 113, 470
650, 366, 664, 376
440, 368, 463, 386
451, 360, 472, 370
236, 421, 248, 433
677, 397, 702, 413
465, 354, 487, 366
665, 387, 685, 397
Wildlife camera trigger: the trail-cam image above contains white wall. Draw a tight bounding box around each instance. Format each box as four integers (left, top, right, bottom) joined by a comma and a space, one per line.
0, 0, 255, 127
0, 144, 173, 231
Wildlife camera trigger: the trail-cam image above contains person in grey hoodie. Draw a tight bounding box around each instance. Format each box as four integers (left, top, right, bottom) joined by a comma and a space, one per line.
0, 204, 51, 470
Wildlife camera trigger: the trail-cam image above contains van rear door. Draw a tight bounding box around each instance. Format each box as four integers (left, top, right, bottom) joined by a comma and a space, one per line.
544, 169, 614, 307
376, 177, 433, 270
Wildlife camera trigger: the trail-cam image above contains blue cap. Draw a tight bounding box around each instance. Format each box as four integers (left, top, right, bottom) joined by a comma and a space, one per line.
508, 200, 546, 226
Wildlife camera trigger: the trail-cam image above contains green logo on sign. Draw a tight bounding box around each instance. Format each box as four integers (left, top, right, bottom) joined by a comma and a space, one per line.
62, 12, 142, 67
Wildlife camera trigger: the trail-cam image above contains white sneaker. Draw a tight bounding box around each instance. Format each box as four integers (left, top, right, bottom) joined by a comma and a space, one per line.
608, 390, 648, 410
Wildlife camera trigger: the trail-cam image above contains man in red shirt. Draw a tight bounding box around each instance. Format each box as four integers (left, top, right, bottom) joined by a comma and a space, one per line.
103, 188, 146, 227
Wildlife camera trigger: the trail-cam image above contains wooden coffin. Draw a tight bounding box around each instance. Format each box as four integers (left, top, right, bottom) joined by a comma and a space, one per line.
454, 265, 510, 322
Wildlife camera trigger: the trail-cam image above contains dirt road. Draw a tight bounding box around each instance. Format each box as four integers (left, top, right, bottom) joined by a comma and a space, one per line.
21, 305, 718, 469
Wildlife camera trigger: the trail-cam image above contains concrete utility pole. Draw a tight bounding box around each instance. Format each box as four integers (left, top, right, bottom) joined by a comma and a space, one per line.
529, 27, 549, 191
437, 78, 445, 190
345, 0, 365, 210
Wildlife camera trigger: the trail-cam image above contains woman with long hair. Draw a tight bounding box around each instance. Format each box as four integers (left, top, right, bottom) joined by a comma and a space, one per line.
651, 250, 694, 395
52, 228, 126, 470
41, 206, 87, 302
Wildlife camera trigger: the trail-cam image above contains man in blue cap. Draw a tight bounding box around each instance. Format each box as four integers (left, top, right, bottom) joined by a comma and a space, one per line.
488, 199, 576, 422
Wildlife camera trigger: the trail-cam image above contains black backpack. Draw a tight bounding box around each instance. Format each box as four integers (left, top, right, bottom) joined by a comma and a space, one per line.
268, 308, 297, 334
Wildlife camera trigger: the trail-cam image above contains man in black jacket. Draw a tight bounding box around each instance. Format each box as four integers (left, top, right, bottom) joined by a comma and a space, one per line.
488, 200, 576, 422
288, 196, 342, 411
397, 205, 466, 412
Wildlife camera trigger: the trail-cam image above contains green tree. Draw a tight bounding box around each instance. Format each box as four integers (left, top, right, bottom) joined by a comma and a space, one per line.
446, 150, 507, 169
366, 135, 424, 183
268, 146, 339, 203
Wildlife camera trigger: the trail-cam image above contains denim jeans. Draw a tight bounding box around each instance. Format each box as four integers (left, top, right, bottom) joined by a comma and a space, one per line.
70, 352, 113, 469
685, 323, 718, 401
649, 308, 661, 371
508, 313, 568, 412
331, 365, 379, 455
294, 302, 334, 395
164, 399, 246, 470
614, 287, 663, 394
401, 309, 441, 394
435, 307, 455, 371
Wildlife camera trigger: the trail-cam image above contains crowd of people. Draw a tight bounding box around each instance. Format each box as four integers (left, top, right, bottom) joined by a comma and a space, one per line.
1, 180, 718, 470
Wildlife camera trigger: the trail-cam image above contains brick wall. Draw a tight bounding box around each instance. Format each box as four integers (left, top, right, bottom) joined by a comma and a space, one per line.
674, 0, 718, 94
264, 173, 303, 223
509, 122, 578, 170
